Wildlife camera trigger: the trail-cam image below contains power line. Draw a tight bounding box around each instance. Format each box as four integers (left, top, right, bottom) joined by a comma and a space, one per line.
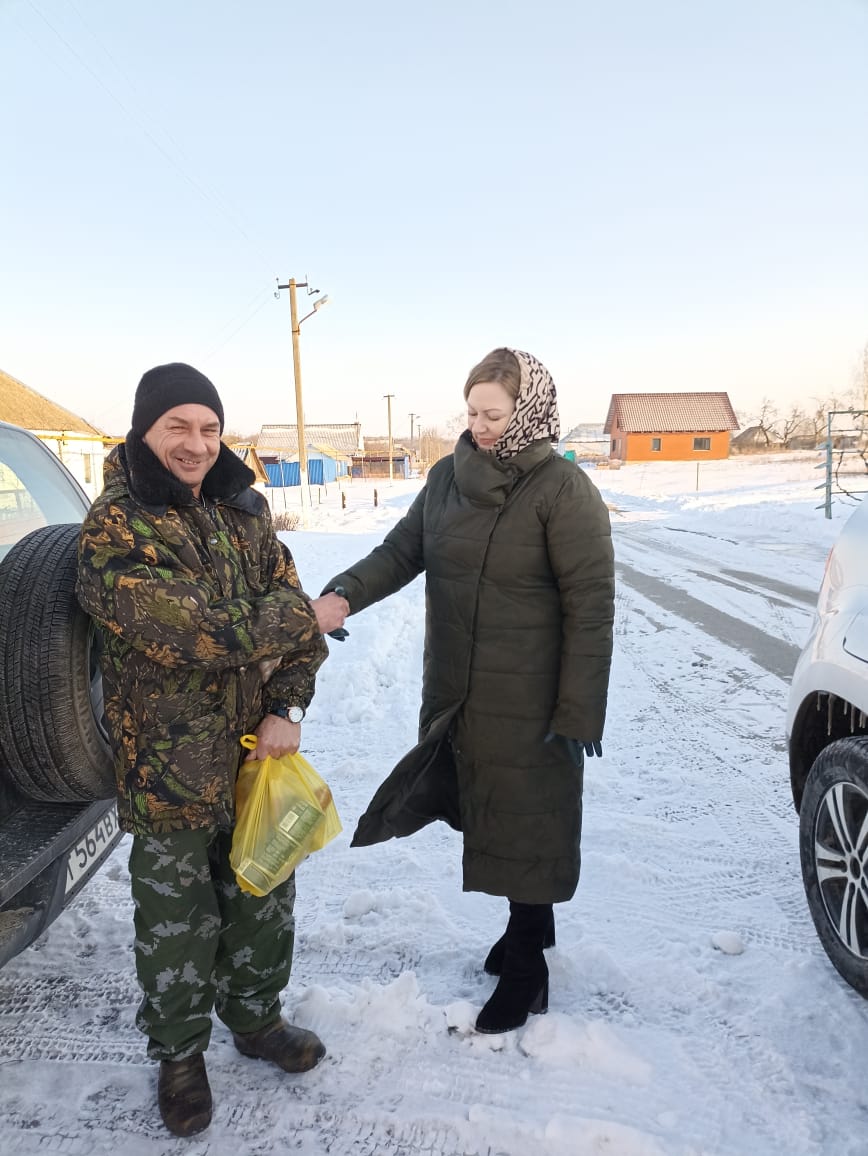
24, 0, 274, 272
13, 3, 303, 399
198, 289, 273, 363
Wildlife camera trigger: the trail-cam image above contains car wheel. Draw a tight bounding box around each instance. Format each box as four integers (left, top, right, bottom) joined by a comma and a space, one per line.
800, 736, 868, 996
0, 523, 114, 802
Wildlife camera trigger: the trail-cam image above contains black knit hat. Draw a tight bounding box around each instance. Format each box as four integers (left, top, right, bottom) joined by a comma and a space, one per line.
131, 363, 225, 436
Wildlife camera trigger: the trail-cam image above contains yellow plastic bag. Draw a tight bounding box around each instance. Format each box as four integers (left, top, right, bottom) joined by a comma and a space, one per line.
230, 735, 342, 896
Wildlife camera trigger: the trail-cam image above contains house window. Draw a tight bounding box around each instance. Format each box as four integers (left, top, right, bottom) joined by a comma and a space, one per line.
693, 437, 711, 452
611, 440, 617, 454
651, 437, 661, 452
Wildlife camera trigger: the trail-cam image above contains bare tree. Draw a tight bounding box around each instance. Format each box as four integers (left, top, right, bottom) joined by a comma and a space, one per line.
418, 425, 453, 469
777, 404, 807, 449
847, 341, 868, 412
444, 411, 467, 440
750, 397, 779, 447
806, 392, 846, 445
844, 342, 868, 442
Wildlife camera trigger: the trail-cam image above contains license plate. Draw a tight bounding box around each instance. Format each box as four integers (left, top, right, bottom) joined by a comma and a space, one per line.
66, 805, 119, 894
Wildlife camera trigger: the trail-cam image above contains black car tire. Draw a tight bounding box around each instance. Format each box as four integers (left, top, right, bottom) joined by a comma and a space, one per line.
800, 736, 868, 997
0, 523, 114, 802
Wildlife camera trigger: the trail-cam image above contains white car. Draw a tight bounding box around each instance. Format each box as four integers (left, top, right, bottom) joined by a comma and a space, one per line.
786, 498, 868, 995
0, 422, 120, 968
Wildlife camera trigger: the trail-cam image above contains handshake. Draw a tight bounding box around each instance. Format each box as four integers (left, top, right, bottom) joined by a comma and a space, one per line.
310, 585, 351, 641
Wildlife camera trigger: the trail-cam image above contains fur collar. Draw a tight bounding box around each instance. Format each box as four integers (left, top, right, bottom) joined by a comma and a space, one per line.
121, 433, 262, 515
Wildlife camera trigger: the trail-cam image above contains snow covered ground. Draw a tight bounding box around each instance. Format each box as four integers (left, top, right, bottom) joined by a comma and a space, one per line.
2, 453, 868, 1156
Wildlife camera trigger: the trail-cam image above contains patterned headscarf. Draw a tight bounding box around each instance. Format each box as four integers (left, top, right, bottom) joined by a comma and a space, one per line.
493, 349, 561, 460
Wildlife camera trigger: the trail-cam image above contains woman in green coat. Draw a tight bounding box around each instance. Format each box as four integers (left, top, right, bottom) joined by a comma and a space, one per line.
324, 348, 615, 1033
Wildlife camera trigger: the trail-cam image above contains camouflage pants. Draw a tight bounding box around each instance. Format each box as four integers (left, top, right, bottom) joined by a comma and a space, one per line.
129, 827, 296, 1061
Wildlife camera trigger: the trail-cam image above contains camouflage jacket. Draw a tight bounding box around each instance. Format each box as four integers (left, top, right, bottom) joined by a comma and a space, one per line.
76, 436, 328, 836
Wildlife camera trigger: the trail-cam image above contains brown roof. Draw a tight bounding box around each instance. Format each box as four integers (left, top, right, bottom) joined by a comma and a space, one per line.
0, 368, 104, 435
604, 392, 739, 434
731, 425, 783, 448
257, 422, 362, 456
227, 443, 269, 484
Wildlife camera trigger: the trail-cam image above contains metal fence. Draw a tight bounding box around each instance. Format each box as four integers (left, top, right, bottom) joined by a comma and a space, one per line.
818, 410, 868, 518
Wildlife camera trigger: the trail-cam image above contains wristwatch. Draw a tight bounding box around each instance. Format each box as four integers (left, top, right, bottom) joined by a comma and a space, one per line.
269, 703, 305, 724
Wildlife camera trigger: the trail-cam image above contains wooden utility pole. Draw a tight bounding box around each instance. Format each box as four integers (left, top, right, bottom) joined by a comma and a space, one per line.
276, 275, 329, 527
384, 393, 395, 482
287, 278, 310, 525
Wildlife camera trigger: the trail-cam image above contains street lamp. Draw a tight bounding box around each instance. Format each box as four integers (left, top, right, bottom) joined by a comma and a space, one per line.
276, 276, 330, 526
302, 295, 329, 321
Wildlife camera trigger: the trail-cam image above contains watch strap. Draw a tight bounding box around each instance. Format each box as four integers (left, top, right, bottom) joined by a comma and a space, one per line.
267, 702, 305, 722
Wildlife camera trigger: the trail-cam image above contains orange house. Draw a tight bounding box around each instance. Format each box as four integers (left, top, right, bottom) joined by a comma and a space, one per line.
604, 392, 739, 462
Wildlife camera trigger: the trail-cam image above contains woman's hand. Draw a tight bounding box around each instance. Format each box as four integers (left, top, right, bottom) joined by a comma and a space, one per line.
310, 592, 349, 634
544, 732, 603, 765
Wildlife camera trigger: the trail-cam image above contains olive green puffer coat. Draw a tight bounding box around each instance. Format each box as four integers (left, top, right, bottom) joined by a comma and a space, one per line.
77, 437, 327, 836
325, 432, 614, 903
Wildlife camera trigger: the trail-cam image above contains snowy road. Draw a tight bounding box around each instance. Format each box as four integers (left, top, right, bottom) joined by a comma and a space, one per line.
2, 467, 868, 1156
614, 516, 820, 676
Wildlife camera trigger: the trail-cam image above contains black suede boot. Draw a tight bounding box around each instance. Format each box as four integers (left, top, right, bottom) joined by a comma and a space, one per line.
158, 1053, 212, 1137
476, 901, 551, 1034
483, 904, 556, 976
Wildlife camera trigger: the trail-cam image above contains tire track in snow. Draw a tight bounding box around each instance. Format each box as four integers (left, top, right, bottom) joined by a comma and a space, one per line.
0, 510, 854, 1156
611, 576, 791, 760
606, 581, 802, 911
570, 544, 834, 1154
616, 559, 801, 682
614, 521, 817, 656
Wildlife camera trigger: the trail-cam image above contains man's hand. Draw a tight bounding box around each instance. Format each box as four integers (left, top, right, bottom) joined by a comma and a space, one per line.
244, 714, 301, 761
310, 592, 349, 635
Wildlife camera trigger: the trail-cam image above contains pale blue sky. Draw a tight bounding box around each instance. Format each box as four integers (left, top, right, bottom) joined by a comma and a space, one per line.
2, 0, 867, 438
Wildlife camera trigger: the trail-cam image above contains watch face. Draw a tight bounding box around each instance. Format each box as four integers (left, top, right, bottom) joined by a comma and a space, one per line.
287, 706, 305, 724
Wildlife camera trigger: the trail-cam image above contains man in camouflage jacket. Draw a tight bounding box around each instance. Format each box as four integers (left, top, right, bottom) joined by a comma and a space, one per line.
77, 363, 348, 1138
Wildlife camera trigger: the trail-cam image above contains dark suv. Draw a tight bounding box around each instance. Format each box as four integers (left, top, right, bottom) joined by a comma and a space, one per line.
0, 421, 120, 968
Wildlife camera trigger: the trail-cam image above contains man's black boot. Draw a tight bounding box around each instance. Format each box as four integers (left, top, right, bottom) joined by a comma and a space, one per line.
483, 904, 556, 976
158, 1053, 212, 1137
476, 901, 551, 1034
